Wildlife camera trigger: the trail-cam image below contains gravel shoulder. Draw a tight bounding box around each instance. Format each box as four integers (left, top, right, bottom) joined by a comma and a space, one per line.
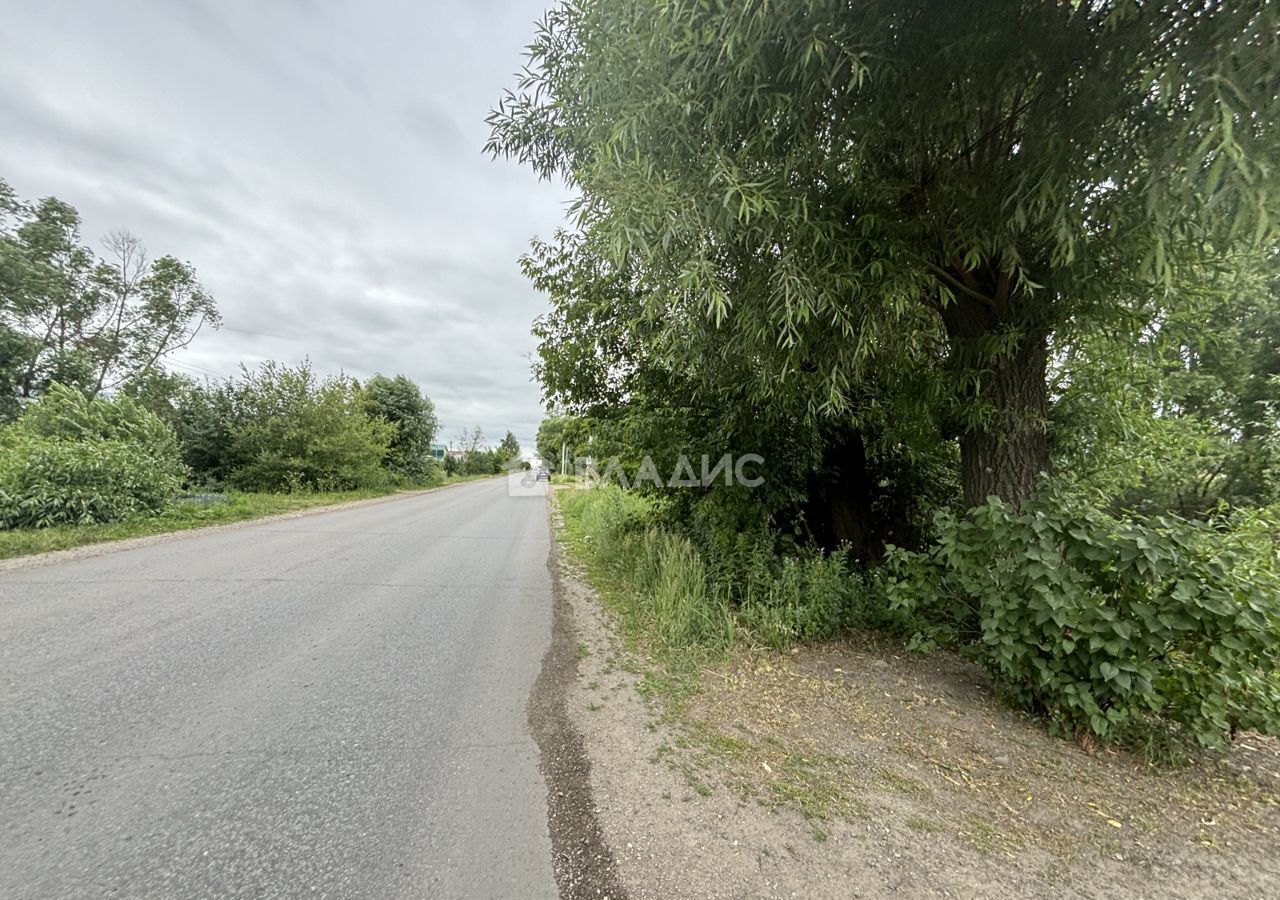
552, 512, 1280, 899
529, 534, 631, 900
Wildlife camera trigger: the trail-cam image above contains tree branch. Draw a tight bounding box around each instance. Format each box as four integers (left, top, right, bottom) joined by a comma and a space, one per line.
913, 255, 1001, 313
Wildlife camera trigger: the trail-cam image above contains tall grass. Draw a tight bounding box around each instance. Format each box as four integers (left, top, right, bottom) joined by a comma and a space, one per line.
559, 486, 736, 650
557, 485, 859, 654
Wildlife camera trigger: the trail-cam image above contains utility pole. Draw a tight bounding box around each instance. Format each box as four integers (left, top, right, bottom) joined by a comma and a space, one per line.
560, 441, 567, 476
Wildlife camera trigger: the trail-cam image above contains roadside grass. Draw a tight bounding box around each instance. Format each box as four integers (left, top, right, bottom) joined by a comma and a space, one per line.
551, 483, 1280, 868
0, 473, 495, 560
554, 484, 727, 718
553, 484, 872, 832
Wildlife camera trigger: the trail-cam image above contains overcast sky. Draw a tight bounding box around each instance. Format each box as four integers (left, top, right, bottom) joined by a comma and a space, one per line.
0, 0, 568, 452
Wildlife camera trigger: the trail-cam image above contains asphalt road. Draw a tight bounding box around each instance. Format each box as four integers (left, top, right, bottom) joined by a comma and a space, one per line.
0, 475, 559, 899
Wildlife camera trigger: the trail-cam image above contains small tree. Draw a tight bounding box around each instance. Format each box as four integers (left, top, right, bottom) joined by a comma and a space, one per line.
363, 374, 439, 480
228, 361, 394, 492
537, 414, 593, 473
497, 430, 521, 462
171, 378, 239, 486
443, 452, 461, 476
0, 179, 219, 402
121, 369, 195, 429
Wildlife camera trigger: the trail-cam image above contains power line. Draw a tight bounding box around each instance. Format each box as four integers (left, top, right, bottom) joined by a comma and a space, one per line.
166, 359, 232, 380
218, 324, 301, 342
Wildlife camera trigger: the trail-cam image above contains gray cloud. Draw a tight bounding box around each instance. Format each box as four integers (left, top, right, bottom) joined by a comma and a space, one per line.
0, 0, 566, 452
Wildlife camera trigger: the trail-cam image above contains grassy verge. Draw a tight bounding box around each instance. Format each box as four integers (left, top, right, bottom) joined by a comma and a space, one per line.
553, 484, 730, 717
553, 484, 860, 818
0, 473, 494, 560
551, 485, 1280, 869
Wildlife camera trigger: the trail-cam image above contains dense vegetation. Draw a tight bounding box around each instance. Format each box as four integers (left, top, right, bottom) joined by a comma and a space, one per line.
0, 178, 218, 418
495, 1, 1280, 753
0, 384, 184, 528
1, 180, 520, 539
167, 361, 406, 493
443, 426, 525, 476
0, 357, 451, 532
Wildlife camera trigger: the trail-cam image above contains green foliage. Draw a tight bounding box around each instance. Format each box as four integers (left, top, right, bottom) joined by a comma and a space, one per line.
443, 452, 461, 477
560, 485, 734, 649
498, 2, 1280, 757
0, 325, 37, 422
120, 369, 195, 428
16, 381, 179, 448
0, 384, 185, 528
1053, 253, 1280, 515
448, 426, 504, 476
877, 495, 1280, 749
637, 528, 736, 649
172, 378, 238, 485
492, 0, 1280, 508
462, 452, 498, 476
228, 361, 395, 492
161, 368, 453, 491
536, 414, 590, 470
560, 485, 863, 651
739, 551, 862, 650
1, 179, 219, 402
363, 374, 440, 480
497, 429, 521, 462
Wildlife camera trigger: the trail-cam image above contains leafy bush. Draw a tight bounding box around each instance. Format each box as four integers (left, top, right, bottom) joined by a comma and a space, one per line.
228, 361, 395, 492
0, 384, 185, 528
877, 495, 1280, 749
363, 374, 440, 480
684, 493, 866, 647
462, 449, 505, 476
443, 453, 461, 477
739, 550, 862, 649
172, 378, 238, 486
412, 457, 445, 487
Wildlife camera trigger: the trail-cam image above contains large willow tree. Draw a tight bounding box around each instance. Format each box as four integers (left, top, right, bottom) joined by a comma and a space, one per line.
490, 0, 1279, 508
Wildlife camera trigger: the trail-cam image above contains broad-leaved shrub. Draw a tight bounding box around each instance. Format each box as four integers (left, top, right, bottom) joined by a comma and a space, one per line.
0, 384, 185, 527
878, 495, 1280, 748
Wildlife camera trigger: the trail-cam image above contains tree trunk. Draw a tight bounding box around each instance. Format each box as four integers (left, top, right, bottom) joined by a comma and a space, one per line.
956, 334, 1049, 508
804, 426, 883, 560
941, 295, 1050, 510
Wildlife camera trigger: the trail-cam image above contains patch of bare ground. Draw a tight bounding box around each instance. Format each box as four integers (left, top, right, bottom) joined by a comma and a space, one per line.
555, 536, 1280, 898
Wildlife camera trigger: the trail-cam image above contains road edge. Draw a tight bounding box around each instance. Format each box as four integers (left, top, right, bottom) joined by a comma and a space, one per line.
529, 507, 630, 900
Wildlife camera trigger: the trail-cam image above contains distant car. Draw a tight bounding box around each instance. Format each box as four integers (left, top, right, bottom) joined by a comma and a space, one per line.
535, 467, 551, 482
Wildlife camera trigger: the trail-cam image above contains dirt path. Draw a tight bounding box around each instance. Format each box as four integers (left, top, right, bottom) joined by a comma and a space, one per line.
554, 536, 1280, 898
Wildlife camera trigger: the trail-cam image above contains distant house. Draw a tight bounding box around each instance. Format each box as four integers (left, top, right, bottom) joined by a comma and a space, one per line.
445, 448, 468, 462
429, 443, 447, 461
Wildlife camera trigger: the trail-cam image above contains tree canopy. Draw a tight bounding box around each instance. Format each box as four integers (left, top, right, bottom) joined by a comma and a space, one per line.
497, 430, 521, 462
364, 373, 440, 479
490, 0, 1280, 508
0, 178, 219, 413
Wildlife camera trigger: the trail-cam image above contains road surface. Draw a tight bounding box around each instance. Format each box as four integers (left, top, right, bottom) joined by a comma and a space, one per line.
0, 475, 558, 899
